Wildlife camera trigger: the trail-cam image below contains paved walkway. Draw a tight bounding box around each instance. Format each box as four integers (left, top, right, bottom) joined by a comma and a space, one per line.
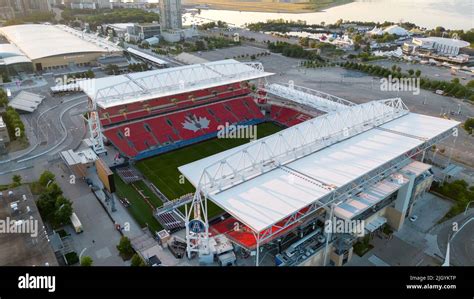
50, 162, 128, 266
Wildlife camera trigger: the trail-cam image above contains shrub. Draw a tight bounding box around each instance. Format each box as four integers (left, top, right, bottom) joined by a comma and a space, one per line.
130, 254, 146, 266
65, 252, 79, 265
80, 256, 93, 266
117, 236, 134, 260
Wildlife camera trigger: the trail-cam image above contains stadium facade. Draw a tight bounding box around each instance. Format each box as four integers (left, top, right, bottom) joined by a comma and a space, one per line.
80, 59, 459, 266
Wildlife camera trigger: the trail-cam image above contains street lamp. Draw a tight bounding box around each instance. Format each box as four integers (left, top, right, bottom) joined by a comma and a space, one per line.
442, 217, 474, 266
465, 201, 474, 215
432, 148, 439, 165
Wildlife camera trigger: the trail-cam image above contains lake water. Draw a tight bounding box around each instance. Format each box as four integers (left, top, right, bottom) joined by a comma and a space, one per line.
183, 0, 473, 30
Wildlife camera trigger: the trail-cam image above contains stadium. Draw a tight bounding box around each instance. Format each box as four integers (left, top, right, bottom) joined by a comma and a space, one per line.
77, 59, 459, 266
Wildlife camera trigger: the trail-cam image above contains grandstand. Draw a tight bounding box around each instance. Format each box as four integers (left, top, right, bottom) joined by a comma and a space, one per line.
81, 59, 277, 159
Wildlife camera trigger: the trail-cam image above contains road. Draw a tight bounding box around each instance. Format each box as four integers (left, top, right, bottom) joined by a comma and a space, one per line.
0, 77, 88, 182
436, 213, 474, 266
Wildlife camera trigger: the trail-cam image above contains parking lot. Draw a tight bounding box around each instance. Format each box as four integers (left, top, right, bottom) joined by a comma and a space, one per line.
368, 59, 473, 84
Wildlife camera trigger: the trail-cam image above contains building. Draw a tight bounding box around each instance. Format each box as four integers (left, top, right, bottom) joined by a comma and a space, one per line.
160, 0, 182, 31
110, 0, 146, 9
70, 0, 111, 10
0, 185, 58, 266
412, 37, 470, 56
0, 43, 33, 76
0, 0, 51, 19
134, 23, 161, 40
403, 37, 471, 64
0, 24, 122, 71
126, 23, 161, 42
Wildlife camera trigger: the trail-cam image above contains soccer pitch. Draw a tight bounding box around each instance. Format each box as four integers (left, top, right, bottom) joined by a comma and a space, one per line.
135, 122, 284, 219
113, 122, 283, 233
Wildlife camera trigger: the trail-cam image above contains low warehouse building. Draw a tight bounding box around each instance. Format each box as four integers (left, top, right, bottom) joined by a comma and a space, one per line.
0, 24, 122, 71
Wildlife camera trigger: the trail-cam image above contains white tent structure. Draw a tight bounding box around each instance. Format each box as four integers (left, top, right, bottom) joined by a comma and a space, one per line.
383, 25, 409, 36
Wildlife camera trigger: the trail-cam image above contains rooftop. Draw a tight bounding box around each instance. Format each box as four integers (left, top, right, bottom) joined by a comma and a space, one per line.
0, 185, 58, 266
415, 37, 470, 48
179, 107, 459, 233
9, 90, 45, 113
0, 24, 122, 61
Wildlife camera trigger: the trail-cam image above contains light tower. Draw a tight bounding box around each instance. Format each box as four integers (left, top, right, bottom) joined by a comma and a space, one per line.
185, 189, 211, 260
87, 97, 106, 154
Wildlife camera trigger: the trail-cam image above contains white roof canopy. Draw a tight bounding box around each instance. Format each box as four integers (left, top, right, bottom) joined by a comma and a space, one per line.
0, 24, 121, 61
180, 105, 459, 232
9, 91, 45, 113
82, 59, 273, 109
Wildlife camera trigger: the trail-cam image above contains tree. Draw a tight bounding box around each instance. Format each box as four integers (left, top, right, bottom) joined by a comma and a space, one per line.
467, 80, 474, 89
464, 118, 474, 134
104, 64, 120, 75
451, 78, 460, 84
415, 70, 421, 77
37, 182, 73, 228
46, 182, 63, 199
194, 40, 206, 51
39, 171, 56, 187
0, 88, 8, 108
408, 69, 414, 76
117, 236, 134, 257
11, 175, 22, 187
53, 196, 73, 226
130, 254, 146, 266
3, 106, 25, 141
80, 256, 93, 266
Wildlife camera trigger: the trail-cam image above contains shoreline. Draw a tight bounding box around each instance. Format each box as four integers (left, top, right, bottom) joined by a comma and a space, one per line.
183, 0, 353, 14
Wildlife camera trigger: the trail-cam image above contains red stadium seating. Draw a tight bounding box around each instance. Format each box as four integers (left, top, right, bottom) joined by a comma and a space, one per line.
270, 105, 311, 127
99, 83, 251, 126
104, 96, 263, 157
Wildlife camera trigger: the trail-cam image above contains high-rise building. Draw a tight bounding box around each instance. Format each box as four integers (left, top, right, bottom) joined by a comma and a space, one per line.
159, 0, 182, 31
0, 0, 51, 19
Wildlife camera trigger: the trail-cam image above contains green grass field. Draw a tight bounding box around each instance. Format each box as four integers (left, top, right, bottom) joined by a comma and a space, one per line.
114, 122, 284, 231
113, 175, 163, 233
136, 122, 284, 219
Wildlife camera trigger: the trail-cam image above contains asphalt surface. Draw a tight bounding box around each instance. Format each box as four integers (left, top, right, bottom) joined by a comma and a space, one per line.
436, 212, 474, 266
0, 76, 88, 182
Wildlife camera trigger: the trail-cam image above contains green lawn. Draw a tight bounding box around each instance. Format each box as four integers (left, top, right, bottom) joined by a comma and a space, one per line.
135, 122, 284, 219
113, 174, 163, 233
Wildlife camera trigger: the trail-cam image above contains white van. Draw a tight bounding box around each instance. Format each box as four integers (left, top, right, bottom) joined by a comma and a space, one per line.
70, 212, 83, 233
